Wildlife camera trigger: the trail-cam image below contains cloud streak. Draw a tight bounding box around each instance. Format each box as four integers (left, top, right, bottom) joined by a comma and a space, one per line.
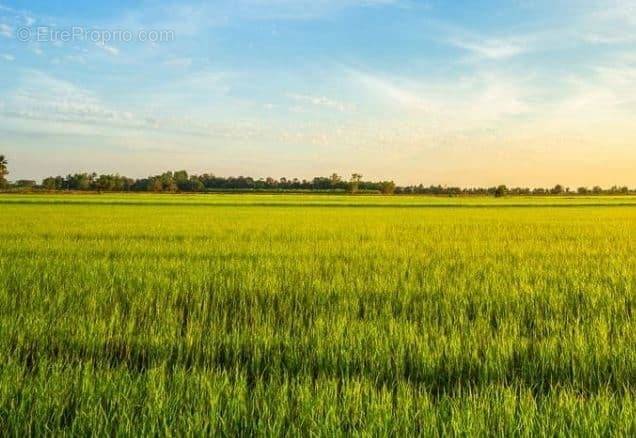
95, 41, 119, 56
287, 93, 354, 112
450, 38, 528, 60
0, 22, 11, 37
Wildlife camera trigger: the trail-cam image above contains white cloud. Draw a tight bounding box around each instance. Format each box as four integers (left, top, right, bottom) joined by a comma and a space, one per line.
372, 61, 633, 129
95, 41, 119, 56
348, 69, 431, 111
164, 57, 193, 68
0, 23, 12, 38
287, 93, 353, 112
64, 54, 86, 64
1, 53, 14, 61
0, 70, 277, 143
0, 5, 39, 33
551, 61, 636, 123
577, 1, 636, 45
432, 1, 636, 61
4, 71, 139, 128
450, 38, 527, 60
347, 67, 536, 129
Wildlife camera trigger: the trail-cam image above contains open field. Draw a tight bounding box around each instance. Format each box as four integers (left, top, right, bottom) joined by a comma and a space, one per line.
3, 192, 636, 207
1, 194, 635, 435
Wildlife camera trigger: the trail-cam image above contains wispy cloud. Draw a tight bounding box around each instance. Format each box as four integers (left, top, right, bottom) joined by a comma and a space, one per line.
164, 57, 193, 68
1, 53, 14, 61
577, 1, 636, 45
4, 70, 137, 127
95, 41, 120, 56
551, 60, 636, 122
434, 1, 636, 61
0, 3, 39, 27
0, 23, 11, 37
347, 69, 433, 112
1, 70, 271, 143
450, 38, 528, 60
347, 67, 536, 127
287, 93, 353, 112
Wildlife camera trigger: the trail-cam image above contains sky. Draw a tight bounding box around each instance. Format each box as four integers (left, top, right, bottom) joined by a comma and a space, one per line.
0, 0, 635, 186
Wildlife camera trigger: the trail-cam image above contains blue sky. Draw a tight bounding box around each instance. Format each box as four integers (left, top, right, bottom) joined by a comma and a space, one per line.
1, 0, 635, 185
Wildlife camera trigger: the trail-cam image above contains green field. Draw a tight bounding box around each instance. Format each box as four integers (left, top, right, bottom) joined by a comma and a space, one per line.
1, 194, 635, 435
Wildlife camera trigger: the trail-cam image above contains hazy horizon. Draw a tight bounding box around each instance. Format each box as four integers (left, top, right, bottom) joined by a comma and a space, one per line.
1, 0, 635, 186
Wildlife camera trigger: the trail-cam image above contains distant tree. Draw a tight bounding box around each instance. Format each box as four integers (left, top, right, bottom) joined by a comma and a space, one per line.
42, 177, 57, 190
174, 170, 189, 191
494, 185, 508, 198
42, 176, 65, 190
0, 155, 8, 187
379, 181, 396, 195
577, 187, 589, 195
311, 176, 331, 190
265, 177, 276, 188
330, 173, 341, 188
551, 184, 564, 195
15, 180, 36, 189
96, 175, 115, 191
349, 173, 362, 194
159, 172, 178, 192
607, 185, 629, 195
188, 176, 205, 192
147, 178, 163, 192
592, 186, 603, 195
64, 173, 93, 190
511, 187, 531, 195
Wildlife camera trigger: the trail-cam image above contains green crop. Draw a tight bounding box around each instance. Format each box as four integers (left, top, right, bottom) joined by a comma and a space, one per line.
1, 195, 635, 435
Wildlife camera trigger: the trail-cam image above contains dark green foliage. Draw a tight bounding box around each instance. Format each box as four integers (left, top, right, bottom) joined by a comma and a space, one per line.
494, 185, 508, 198
0, 155, 8, 187
26, 167, 636, 195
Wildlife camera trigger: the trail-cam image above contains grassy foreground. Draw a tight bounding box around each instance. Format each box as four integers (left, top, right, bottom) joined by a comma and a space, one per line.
1, 194, 635, 435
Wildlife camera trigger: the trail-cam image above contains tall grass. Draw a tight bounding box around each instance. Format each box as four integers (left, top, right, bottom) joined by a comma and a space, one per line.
1, 198, 635, 434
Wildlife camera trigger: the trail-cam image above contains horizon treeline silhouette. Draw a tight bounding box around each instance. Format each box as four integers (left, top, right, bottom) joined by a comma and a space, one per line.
0, 157, 634, 196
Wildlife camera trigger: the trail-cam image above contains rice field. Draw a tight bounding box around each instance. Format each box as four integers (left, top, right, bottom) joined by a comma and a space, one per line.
1, 194, 635, 435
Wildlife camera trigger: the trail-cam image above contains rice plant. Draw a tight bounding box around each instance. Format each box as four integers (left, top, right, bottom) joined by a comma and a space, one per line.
1, 195, 635, 435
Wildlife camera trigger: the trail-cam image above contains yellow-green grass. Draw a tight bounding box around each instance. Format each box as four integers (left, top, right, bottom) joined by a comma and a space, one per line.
1, 195, 635, 435
3, 192, 636, 206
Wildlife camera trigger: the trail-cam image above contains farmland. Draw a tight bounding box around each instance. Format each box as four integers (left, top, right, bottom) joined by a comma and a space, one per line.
1, 194, 635, 435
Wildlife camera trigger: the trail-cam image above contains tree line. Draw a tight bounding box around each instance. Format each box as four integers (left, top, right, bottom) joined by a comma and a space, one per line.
0, 156, 633, 196
7, 169, 398, 194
